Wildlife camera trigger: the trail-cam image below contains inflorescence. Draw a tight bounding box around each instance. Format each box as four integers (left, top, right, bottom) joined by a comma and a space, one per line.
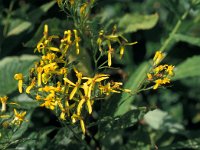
13, 25, 131, 134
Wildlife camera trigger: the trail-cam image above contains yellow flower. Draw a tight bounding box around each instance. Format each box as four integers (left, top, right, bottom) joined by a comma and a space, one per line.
64, 30, 72, 44
73, 30, 80, 54
80, 3, 88, 16
153, 79, 162, 90
153, 65, 165, 74
40, 92, 56, 110
119, 46, 125, 59
82, 74, 109, 99
166, 65, 174, 76
14, 73, 23, 93
63, 68, 82, 100
97, 30, 104, 51
153, 78, 170, 90
35, 94, 42, 100
26, 77, 36, 94
71, 114, 86, 134
119, 41, 137, 59
42, 73, 51, 84
147, 73, 153, 81
37, 42, 45, 53
43, 24, 48, 39
107, 41, 114, 67
153, 51, 165, 66
77, 98, 86, 116
79, 83, 93, 114
162, 77, 170, 84
47, 47, 60, 52
36, 67, 43, 86
12, 109, 27, 125
0, 96, 8, 112
80, 119, 86, 135
99, 82, 121, 95
59, 101, 75, 120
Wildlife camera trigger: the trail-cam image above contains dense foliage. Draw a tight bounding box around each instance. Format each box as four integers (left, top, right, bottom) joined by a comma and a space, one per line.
1, 0, 200, 149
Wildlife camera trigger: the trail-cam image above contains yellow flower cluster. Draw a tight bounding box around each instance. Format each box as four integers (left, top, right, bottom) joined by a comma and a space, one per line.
97, 29, 137, 67
147, 51, 175, 89
14, 24, 129, 134
0, 96, 27, 126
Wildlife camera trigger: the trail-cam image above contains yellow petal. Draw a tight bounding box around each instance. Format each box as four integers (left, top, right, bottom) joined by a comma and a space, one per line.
95, 76, 109, 82
48, 47, 60, 52
77, 98, 85, 115
153, 83, 159, 90
63, 78, 76, 86
108, 51, 112, 67
80, 119, 86, 134
70, 86, 78, 100
120, 46, 125, 59
18, 80, 23, 93
60, 112, 66, 120
86, 100, 92, 114
38, 73, 42, 86
26, 85, 33, 94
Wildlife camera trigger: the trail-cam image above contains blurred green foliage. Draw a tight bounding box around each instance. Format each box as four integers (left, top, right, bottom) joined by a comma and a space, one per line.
0, 0, 200, 149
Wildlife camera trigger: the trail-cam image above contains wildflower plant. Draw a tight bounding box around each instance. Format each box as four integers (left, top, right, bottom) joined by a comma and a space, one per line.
1, 0, 200, 149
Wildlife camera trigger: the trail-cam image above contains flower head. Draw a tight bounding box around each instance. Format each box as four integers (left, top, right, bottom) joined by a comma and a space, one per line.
153, 51, 166, 66
0, 96, 8, 112
12, 109, 27, 125
14, 73, 23, 93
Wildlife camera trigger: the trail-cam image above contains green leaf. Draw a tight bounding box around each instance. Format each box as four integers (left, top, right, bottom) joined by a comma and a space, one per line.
0, 55, 39, 96
10, 94, 39, 109
114, 62, 150, 117
173, 56, 200, 80
7, 21, 32, 37
118, 13, 159, 33
160, 138, 200, 150
173, 34, 200, 47
144, 109, 184, 133
28, 1, 56, 22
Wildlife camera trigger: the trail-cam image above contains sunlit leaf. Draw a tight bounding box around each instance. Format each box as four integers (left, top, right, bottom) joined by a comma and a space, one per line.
118, 13, 159, 33
7, 21, 32, 37
0, 55, 39, 96
173, 56, 200, 80
173, 34, 200, 47
144, 109, 184, 133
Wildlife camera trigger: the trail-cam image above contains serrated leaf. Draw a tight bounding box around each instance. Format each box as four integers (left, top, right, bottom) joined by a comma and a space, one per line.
114, 62, 150, 117
173, 56, 200, 80
118, 13, 159, 33
173, 34, 200, 47
0, 55, 39, 96
7, 21, 32, 37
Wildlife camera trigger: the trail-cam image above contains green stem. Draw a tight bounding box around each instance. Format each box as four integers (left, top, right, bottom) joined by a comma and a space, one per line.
3, 0, 15, 37
160, 9, 190, 52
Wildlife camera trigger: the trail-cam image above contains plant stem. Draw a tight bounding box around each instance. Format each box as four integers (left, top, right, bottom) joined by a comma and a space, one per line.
160, 9, 190, 52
